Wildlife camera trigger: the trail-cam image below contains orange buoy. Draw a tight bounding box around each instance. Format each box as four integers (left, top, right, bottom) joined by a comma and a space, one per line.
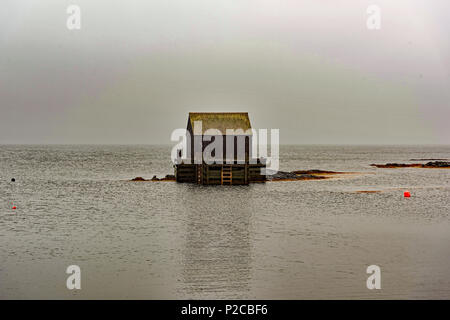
404, 191, 411, 198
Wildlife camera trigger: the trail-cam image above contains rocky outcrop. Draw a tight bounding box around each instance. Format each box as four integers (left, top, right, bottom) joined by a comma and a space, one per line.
266, 170, 332, 181
161, 174, 176, 181
371, 161, 450, 168
292, 169, 342, 175
131, 175, 176, 182
424, 161, 450, 168
131, 177, 147, 181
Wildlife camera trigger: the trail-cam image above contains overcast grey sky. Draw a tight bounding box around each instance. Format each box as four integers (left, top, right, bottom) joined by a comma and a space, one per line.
1, 0, 449, 144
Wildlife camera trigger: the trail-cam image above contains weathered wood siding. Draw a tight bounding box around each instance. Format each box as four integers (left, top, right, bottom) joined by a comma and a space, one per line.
175, 163, 266, 185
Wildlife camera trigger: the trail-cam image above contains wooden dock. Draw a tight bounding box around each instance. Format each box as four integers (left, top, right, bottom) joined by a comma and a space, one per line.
175, 163, 266, 185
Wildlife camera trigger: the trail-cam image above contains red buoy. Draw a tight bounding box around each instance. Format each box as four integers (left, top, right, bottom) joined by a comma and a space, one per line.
12, 206, 17, 210
404, 191, 411, 198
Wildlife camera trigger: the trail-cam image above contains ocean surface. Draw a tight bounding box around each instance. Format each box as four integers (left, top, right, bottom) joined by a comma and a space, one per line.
1, 145, 449, 299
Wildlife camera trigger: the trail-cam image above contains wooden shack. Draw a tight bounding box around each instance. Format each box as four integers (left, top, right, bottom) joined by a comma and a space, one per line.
174, 112, 266, 185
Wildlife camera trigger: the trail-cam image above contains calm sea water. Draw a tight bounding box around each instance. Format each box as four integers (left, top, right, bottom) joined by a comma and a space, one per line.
1, 145, 449, 299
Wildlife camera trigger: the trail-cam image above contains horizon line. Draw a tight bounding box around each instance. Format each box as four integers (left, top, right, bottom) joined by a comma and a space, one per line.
1, 143, 450, 147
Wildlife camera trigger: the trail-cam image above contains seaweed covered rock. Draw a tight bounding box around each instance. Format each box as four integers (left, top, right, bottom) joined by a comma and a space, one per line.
131, 177, 147, 181
267, 171, 298, 181
293, 169, 340, 174
371, 161, 450, 168
131, 175, 176, 182
424, 161, 450, 168
266, 170, 327, 181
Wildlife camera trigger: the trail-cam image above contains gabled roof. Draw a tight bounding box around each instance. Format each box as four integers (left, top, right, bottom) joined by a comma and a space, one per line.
188, 112, 252, 135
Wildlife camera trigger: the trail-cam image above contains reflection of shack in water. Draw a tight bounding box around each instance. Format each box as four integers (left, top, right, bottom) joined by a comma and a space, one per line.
181, 185, 252, 298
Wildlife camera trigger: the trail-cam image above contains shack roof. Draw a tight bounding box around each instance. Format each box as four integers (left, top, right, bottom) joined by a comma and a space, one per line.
188, 112, 252, 135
